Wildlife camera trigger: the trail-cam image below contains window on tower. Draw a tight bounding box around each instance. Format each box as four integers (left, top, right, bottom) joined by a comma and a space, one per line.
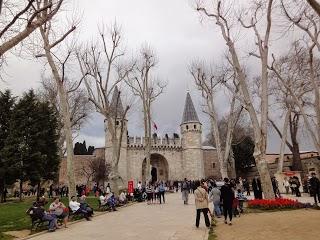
194, 125, 196, 129
186, 125, 189, 130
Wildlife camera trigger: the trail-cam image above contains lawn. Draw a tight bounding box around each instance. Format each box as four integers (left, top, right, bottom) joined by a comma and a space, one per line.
0, 196, 100, 237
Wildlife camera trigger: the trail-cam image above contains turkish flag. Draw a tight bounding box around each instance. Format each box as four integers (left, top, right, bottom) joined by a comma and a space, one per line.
153, 122, 158, 130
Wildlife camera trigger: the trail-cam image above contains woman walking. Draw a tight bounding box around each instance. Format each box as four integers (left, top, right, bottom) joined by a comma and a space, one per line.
194, 181, 210, 228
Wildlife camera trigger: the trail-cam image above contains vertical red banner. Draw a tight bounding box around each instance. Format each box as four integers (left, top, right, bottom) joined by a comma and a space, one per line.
128, 180, 134, 194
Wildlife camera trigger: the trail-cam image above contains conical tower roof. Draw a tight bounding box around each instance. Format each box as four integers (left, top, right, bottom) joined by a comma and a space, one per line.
181, 92, 200, 124
110, 86, 124, 118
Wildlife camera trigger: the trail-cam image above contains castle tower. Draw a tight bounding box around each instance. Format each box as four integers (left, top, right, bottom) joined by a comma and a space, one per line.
180, 92, 204, 180
105, 86, 128, 183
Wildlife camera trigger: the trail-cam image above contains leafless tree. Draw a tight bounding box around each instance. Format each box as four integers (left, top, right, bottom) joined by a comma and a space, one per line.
77, 23, 132, 194
35, 1, 88, 199
0, 0, 63, 61
279, 1, 320, 154
38, 77, 93, 156
126, 45, 166, 183
81, 157, 111, 187
196, 0, 275, 198
269, 42, 314, 172
190, 62, 242, 178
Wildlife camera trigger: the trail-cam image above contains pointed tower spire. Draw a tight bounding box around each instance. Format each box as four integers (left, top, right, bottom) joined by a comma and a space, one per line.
110, 85, 124, 118
181, 92, 200, 124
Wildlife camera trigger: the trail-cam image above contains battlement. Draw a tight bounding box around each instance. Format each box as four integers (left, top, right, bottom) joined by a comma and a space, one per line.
127, 136, 182, 150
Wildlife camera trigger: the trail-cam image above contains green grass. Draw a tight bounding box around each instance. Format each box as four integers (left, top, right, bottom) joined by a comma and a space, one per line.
0, 196, 100, 235
0, 232, 14, 240
208, 216, 217, 240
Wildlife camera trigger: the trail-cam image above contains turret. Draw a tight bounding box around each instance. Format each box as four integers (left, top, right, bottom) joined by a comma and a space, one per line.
180, 92, 204, 179
105, 86, 128, 183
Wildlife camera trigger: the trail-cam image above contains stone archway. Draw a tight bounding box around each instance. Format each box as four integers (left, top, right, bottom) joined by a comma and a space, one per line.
142, 153, 169, 183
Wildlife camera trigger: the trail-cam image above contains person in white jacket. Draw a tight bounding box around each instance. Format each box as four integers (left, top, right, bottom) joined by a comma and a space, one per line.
69, 196, 91, 220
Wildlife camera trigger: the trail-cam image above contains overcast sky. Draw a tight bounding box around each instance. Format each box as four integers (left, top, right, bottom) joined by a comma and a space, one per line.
0, 0, 315, 152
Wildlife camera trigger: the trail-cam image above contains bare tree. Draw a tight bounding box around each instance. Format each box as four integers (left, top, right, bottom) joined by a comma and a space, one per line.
126, 45, 166, 183
77, 24, 132, 194
81, 157, 111, 187
0, 0, 63, 60
35, 1, 87, 199
268, 42, 314, 172
280, 1, 320, 154
38, 77, 93, 156
196, 0, 275, 198
190, 62, 242, 178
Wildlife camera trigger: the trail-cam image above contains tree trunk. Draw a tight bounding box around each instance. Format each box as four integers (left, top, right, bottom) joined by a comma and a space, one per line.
36, 182, 41, 201
307, 0, 320, 17
57, 82, 76, 199
278, 109, 290, 172
19, 179, 23, 202
0, 179, 4, 203
291, 140, 302, 171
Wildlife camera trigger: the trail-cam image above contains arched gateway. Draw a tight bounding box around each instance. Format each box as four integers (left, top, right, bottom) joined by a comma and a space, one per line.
101, 88, 220, 185
142, 153, 169, 183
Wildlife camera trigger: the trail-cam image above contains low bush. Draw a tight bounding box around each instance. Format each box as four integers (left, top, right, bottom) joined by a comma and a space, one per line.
247, 198, 304, 210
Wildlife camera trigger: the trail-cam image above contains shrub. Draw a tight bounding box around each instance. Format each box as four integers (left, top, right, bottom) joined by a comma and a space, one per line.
247, 198, 304, 210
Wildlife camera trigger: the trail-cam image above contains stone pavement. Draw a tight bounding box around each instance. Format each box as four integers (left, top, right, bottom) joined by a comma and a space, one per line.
215, 209, 320, 240
27, 193, 208, 240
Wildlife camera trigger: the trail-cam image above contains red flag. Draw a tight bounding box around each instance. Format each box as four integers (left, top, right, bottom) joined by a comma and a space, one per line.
153, 121, 158, 130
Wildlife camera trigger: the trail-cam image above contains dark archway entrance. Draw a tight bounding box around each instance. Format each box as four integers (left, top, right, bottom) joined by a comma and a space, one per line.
151, 167, 157, 182
142, 153, 169, 183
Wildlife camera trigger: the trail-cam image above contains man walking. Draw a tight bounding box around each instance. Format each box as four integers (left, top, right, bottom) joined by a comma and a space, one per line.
182, 178, 189, 205
194, 181, 210, 228
220, 178, 235, 225
309, 173, 320, 205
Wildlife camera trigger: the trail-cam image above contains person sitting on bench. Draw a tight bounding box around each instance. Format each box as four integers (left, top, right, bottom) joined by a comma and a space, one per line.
49, 197, 68, 228
29, 202, 57, 232
69, 196, 91, 220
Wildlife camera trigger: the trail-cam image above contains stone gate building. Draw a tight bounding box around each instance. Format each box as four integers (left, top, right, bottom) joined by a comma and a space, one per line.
104, 89, 219, 184
59, 90, 220, 185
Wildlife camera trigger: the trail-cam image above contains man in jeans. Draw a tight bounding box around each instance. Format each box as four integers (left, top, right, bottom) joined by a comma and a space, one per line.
181, 178, 189, 205
309, 173, 320, 205
31, 205, 57, 232
159, 182, 166, 204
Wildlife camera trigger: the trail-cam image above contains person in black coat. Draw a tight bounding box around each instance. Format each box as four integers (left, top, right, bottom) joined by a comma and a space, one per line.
309, 173, 320, 205
252, 178, 258, 199
220, 178, 235, 225
257, 178, 263, 199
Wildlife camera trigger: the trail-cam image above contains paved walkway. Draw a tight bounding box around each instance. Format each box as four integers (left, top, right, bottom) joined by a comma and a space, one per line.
215, 209, 320, 240
28, 193, 207, 240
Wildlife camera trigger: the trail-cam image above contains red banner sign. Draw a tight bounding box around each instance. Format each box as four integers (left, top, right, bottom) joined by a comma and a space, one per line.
128, 180, 134, 194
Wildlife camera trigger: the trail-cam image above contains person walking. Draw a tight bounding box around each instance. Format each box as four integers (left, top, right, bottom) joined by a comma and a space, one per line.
309, 173, 320, 205
220, 178, 235, 225
208, 183, 221, 218
182, 178, 189, 205
194, 181, 210, 228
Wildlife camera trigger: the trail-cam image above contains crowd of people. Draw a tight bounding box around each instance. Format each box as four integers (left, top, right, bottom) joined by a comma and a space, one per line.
22, 172, 320, 232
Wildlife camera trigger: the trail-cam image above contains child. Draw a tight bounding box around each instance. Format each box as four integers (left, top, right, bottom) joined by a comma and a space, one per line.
236, 189, 247, 213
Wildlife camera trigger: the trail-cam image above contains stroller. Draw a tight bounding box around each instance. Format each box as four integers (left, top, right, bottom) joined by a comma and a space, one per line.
232, 198, 241, 217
